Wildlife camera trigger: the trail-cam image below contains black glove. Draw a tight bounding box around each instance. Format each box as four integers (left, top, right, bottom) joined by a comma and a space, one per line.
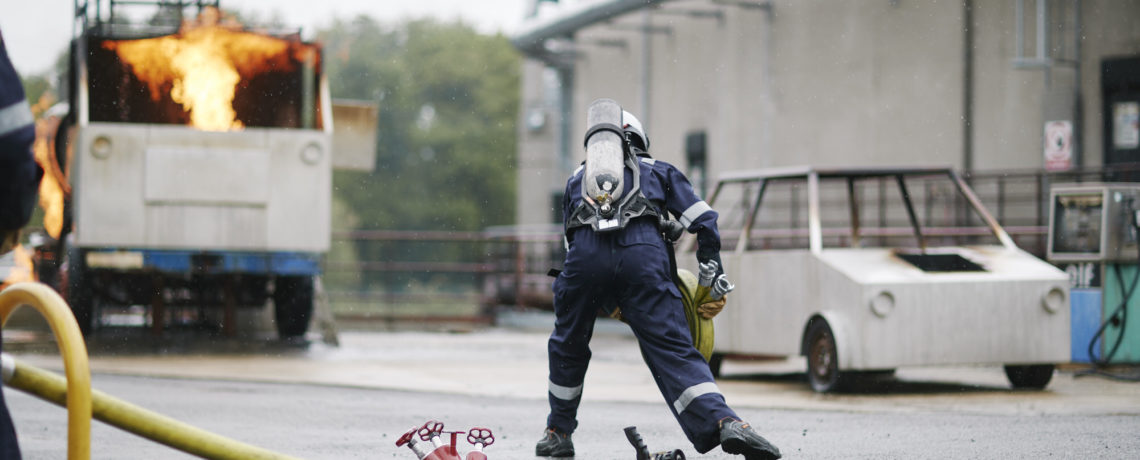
696, 248, 724, 277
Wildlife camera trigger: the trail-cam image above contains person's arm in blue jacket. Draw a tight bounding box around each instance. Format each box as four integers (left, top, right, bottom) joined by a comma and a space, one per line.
0, 29, 42, 242
663, 164, 723, 275
0, 25, 34, 460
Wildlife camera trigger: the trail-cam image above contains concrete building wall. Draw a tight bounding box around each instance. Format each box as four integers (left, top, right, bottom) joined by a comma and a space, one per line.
971, 0, 1051, 170
515, 0, 1140, 226
516, 60, 561, 225
1082, 0, 1140, 165
764, 1, 965, 169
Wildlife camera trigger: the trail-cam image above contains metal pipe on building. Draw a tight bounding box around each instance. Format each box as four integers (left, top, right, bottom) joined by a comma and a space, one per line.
511, 0, 670, 56
1036, 0, 1048, 63
1016, 0, 1024, 58
1073, 0, 1083, 166
558, 66, 575, 174
963, 0, 974, 172
1038, 0, 1051, 87
759, 1, 774, 170
640, 9, 652, 130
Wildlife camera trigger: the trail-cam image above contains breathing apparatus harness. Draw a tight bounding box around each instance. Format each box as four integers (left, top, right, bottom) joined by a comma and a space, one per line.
565, 123, 685, 243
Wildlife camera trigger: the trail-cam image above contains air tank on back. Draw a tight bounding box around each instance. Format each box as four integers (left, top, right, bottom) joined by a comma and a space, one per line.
583, 98, 626, 218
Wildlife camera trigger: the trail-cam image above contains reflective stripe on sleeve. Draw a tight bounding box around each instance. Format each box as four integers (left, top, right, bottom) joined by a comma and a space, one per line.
640, 157, 656, 166
0, 101, 34, 138
549, 380, 583, 401
672, 381, 721, 414
572, 165, 584, 177
679, 201, 713, 228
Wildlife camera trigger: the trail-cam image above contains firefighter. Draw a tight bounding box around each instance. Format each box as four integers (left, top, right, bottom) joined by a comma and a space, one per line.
1, 26, 42, 460
537, 108, 781, 459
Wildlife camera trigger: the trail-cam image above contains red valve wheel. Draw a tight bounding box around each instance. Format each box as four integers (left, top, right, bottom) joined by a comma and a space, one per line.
396, 428, 418, 447
417, 420, 444, 442
466, 427, 494, 447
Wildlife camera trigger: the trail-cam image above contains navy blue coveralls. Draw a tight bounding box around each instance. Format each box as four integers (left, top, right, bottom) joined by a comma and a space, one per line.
1, 28, 38, 460
0, 33, 39, 234
546, 154, 736, 454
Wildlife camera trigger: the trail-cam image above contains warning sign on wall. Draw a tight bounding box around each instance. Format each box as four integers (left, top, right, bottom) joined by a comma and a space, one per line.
1044, 120, 1073, 172
1115, 102, 1140, 149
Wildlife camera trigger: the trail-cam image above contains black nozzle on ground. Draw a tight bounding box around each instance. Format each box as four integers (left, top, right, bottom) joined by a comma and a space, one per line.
624, 426, 685, 460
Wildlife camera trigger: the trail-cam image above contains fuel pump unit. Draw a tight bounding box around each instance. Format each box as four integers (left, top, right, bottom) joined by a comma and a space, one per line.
1048, 184, 1140, 365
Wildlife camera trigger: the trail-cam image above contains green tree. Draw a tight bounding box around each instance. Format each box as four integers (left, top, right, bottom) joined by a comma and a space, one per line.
320, 17, 520, 291
20, 75, 51, 108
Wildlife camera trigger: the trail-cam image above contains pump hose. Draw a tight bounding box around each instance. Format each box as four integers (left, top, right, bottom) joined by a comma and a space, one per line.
1076, 231, 1140, 382
2, 356, 301, 460
1089, 263, 1135, 366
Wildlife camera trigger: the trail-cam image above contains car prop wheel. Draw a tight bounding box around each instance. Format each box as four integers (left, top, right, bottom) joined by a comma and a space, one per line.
806, 320, 843, 392
1004, 364, 1055, 390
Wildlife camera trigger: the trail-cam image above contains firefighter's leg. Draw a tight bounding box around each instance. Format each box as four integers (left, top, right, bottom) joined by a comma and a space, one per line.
545, 234, 613, 435
616, 243, 736, 453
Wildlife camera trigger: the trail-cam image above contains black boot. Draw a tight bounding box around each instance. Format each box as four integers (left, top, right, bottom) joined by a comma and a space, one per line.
720, 419, 781, 460
535, 427, 575, 457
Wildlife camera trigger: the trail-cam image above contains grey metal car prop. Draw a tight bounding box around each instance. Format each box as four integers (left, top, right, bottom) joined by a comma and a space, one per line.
682, 166, 1070, 392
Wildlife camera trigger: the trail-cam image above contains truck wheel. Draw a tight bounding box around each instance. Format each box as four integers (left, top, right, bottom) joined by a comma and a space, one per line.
709, 352, 725, 378
1004, 364, 1054, 390
805, 320, 845, 393
274, 276, 313, 339
65, 246, 96, 336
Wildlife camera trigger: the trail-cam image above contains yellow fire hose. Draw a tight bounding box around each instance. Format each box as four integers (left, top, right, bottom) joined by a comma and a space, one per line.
0, 282, 91, 460
1, 282, 301, 460
2, 354, 300, 460
676, 269, 716, 362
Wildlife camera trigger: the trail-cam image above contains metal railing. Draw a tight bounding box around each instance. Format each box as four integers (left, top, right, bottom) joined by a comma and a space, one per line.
961, 163, 1140, 255
320, 165, 1140, 322
322, 226, 564, 321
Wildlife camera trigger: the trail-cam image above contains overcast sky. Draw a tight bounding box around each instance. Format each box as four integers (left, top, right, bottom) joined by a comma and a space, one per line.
1, 0, 530, 75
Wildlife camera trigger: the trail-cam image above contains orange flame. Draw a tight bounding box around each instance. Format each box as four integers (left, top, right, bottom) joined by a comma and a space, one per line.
33, 106, 67, 239
1, 244, 36, 290
103, 7, 295, 131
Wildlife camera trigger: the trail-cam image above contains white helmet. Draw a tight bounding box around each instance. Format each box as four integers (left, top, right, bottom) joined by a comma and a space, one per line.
622, 110, 649, 151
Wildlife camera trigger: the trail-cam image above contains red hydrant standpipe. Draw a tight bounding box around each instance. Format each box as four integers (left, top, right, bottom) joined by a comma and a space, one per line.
465, 427, 494, 460
396, 420, 494, 460
395, 429, 432, 459
418, 421, 447, 450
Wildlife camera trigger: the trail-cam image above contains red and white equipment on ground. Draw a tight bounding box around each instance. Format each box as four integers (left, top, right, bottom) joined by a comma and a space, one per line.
395, 420, 494, 460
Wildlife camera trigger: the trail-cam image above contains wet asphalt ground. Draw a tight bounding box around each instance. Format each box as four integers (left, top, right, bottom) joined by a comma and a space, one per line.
4, 323, 1140, 459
